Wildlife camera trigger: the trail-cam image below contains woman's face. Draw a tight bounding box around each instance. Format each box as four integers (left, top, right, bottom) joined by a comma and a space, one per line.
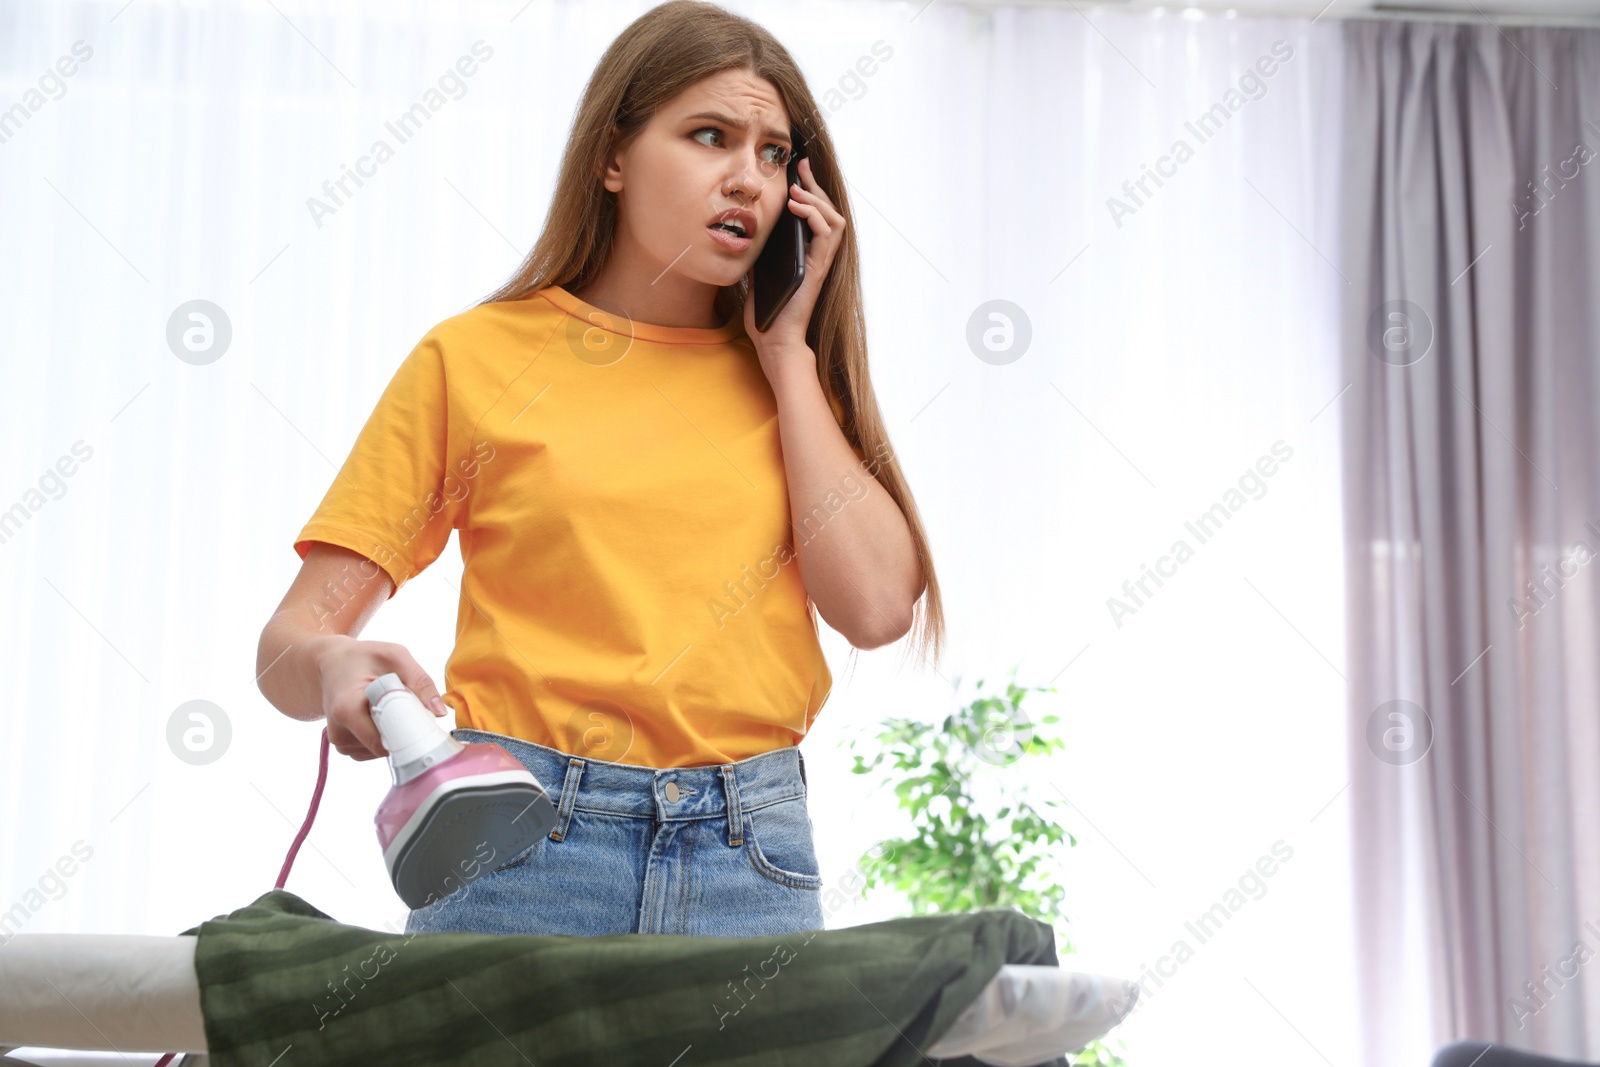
603, 68, 795, 290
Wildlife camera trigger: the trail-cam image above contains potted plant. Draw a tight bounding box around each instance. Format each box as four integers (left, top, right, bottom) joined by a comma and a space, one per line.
846, 668, 1130, 1066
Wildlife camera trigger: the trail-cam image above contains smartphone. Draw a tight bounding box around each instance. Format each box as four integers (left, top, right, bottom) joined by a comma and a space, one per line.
752, 135, 809, 332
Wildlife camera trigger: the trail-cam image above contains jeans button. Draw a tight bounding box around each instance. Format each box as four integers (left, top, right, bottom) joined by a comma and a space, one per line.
664, 781, 681, 803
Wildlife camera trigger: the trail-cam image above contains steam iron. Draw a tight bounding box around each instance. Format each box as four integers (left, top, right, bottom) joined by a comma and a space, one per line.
367, 674, 557, 909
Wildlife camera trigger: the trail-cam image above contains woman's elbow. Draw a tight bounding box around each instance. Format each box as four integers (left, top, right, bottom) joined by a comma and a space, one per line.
845, 604, 915, 650
823, 564, 922, 649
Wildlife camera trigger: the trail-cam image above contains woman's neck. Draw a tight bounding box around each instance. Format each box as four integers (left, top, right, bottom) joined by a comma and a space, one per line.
571, 244, 727, 330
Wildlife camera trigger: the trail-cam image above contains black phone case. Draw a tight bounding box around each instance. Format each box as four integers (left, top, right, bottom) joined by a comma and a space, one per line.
752, 145, 809, 333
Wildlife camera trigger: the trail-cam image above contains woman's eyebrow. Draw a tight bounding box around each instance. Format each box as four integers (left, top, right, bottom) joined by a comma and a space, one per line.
682, 110, 790, 144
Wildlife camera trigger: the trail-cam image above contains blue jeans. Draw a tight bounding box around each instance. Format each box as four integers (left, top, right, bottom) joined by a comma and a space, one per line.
403, 729, 826, 938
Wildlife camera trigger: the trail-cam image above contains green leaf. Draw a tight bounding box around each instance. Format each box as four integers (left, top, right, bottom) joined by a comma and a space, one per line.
844, 673, 1095, 967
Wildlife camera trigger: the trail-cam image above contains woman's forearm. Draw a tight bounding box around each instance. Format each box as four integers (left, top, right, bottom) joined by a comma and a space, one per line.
257, 619, 350, 723
768, 351, 923, 648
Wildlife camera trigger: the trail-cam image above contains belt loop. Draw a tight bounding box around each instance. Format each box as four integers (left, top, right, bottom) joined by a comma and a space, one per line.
549, 758, 585, 842
720, 765, 743, 847
797, 749, 807, 789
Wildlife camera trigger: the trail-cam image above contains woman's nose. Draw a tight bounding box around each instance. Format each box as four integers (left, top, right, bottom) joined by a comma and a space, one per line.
724, 170, 763, 204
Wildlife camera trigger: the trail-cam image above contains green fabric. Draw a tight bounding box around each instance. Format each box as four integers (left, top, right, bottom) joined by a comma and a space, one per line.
180, 889, 1067, 1067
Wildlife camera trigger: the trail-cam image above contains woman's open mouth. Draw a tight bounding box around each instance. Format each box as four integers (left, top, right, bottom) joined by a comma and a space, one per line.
707, 222, 752, 252
707, 208, 755, 252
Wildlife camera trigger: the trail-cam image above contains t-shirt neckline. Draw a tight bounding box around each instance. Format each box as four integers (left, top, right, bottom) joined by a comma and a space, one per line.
537, 285, 746, 346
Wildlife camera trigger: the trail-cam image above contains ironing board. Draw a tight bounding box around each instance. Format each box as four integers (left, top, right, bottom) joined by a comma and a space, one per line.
0, 730, 1138, 1065
0, 923, 1138, 1067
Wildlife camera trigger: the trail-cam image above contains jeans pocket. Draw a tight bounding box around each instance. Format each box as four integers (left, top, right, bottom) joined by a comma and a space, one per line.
743, 796, 823, 890
490, 836, 543, 873
490, 807, 566, 872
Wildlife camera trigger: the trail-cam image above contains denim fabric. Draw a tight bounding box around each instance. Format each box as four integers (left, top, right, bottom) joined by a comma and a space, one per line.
403, 729, 826, 938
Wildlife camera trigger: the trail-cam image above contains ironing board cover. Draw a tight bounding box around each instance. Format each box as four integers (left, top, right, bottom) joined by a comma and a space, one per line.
179, 889, 1067, 1067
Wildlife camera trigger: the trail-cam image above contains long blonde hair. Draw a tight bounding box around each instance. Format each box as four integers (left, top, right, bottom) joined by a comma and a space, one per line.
478, 0, 945, 673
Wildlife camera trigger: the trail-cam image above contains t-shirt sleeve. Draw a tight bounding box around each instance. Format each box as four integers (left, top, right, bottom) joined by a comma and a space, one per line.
292, 331, 466, 599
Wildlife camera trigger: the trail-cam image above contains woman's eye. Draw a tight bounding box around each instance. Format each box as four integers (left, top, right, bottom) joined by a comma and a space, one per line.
690, 128, 789, 168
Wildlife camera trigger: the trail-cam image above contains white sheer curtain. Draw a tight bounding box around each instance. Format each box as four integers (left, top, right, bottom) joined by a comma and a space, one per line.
0, 1, 1355, 1062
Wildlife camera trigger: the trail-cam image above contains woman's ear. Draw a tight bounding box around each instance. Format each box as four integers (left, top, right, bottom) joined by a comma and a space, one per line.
600, 123, 626, 194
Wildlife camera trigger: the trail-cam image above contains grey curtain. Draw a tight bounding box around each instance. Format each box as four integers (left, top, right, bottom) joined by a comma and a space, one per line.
1340, 17, 1600, 1065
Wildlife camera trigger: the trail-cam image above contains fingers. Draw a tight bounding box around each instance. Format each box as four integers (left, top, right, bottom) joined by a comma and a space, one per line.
793, 158, 845, 230
327, 675, 386, 760
316, 638, 452, 762
788, 193, 832, 239
351, 713, 387, 758
385, 642, 448, 716
326, 698, 385, 757
788, 189, 843, 252
328, 726, 384, 758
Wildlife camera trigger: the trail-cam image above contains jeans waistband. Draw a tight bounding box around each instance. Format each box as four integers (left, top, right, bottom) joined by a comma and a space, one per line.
450, 728, 806, 822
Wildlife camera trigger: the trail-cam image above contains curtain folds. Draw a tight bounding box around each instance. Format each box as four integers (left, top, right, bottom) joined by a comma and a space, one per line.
1339, 18, 1600, 1065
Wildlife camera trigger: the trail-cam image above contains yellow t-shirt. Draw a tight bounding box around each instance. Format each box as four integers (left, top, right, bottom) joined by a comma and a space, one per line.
294, 284, 850, 768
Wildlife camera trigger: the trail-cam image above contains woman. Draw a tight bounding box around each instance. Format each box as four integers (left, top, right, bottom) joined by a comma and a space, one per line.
256, 0, 945, 939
